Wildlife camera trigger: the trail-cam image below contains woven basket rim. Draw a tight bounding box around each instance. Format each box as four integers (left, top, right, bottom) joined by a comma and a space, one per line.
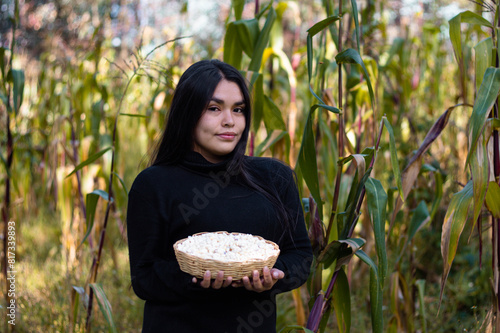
173, 231, 280, 264
173, 231, 280, 279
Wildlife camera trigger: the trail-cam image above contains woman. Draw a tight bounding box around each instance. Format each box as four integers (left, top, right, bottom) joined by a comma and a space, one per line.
127, 59, 312, 332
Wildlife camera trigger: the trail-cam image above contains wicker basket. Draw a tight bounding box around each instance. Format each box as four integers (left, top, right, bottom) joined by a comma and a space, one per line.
173, 231, 280, 280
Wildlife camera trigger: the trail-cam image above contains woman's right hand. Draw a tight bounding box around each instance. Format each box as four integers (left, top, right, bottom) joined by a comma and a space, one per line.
192, 271, 233, 289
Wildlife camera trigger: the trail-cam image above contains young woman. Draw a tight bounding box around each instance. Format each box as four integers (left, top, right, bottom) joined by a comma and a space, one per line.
127, 59, 312, 332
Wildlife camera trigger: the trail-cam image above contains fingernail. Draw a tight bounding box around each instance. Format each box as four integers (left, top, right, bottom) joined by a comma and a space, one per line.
273, 272, 278, 278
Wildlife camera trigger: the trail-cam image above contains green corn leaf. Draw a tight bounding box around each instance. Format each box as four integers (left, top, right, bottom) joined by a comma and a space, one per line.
263, 95, 286, 130
234, 19, 259, 57
81, 189, 113, 247
333, 268, 351, 333
350, 0, 360, 52
0, 46, 5, 80
231, 0, 245, 20
340, 168, 372, 239
466, 67, 500, 168
317, 238, 365, 269
10, 69, 25, 114
440, 180, 474, 305
89, 283, 118, 333
356, 249, 383, 333
307, 35, 313, 81
278, 325, 314, 333
416, 280, 428, 333
0, 152, 12, 178
66, 147, 112, 179
297, 108, 323, 222
250, 71, 264, 133
223, 22, 243, 69
296, 104, 341, 222
113, 171, 129, 197
248, 7, 276, 72
307, 15, 341, 37
408, 201, 430, 245
364, 177, 388, 288
430, 171, 444, 221
335, 48, 375, 110
449, 11, 493, 67
486, 181, 500, 218
470, 130, 489, 231
382, 116, 404, 202
474, 38, 493, 92
119, 112, 147, 118
255, 130, 288, 156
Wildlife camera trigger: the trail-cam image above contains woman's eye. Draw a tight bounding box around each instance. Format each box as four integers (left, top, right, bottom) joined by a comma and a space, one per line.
234, 107, 244, 113
208, 106, 219, 111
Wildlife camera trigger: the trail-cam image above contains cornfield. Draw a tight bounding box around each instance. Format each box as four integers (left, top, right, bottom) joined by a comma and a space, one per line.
1, 0, 499, 332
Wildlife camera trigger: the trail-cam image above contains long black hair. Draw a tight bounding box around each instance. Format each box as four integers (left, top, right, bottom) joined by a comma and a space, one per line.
150, 59, 297, 240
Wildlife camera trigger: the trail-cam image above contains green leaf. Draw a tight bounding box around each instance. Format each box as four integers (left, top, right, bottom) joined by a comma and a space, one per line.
119, 112, 147, 118
263, 95, 286, 130
350, 0, 360, 51
470, 129, 489, 230
407, 201, 430, 244
440, 180, 474, 304
234, 19, 260, 57
278, 325, 315, 333
466, 67, 500, 168
66, 147, 112, 179
248, 7, 276, 72
317, 238, 365, 269
307, 35, 313, 81
364, 177, 388, 288
335, 48, 375, 110
81, 190, 113, 247
486, 181, 500, 218
416, 280, 428, 333
474, 38, 493, 92
333, 269, 351, 333
296, 102, 340, 222
113, 171, 129, 197
89, 283, 118, 333
307, 15, 341, 37
10, 69, 25, 114
255, 130, 288, 156
0, 46, 5, 80
251, 71, 264, 133
449, 11, 493, 67
382, 116, 404, 202
231, 0, 245, 20
356, 250, 383, 333
223, 22, 243, 69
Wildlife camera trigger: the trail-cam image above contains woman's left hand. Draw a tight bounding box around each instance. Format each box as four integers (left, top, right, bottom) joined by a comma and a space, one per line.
232, 266, 284, 292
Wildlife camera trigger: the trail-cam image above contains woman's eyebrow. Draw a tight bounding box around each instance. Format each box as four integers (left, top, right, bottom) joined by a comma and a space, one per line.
210, 97, 245, 106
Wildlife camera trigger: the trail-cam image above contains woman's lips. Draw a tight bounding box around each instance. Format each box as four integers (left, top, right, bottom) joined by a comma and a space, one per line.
217, 132, 237, 140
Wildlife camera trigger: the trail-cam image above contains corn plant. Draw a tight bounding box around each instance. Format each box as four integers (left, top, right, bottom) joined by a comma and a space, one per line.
441, 4, 500, 331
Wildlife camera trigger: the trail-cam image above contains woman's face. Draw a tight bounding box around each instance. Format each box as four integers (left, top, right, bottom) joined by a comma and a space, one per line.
193, 79, 246, 163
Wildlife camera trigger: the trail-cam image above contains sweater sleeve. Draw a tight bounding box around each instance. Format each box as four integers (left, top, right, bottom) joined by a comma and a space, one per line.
126, 175, 213, 302
270, 164, 313, 294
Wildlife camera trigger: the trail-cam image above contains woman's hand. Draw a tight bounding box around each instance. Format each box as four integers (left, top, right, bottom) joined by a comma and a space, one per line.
192, 270, 233, 289
232, 266, 284, 292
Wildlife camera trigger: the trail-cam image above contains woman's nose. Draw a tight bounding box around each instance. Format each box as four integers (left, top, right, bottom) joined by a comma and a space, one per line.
221, 109, 234, 127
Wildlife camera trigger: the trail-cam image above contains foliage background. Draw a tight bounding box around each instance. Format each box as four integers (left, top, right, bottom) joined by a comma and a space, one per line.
0, 0, 497, 332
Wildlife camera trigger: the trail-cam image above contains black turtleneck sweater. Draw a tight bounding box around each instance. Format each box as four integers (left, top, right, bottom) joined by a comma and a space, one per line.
126, 152, 313, 333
